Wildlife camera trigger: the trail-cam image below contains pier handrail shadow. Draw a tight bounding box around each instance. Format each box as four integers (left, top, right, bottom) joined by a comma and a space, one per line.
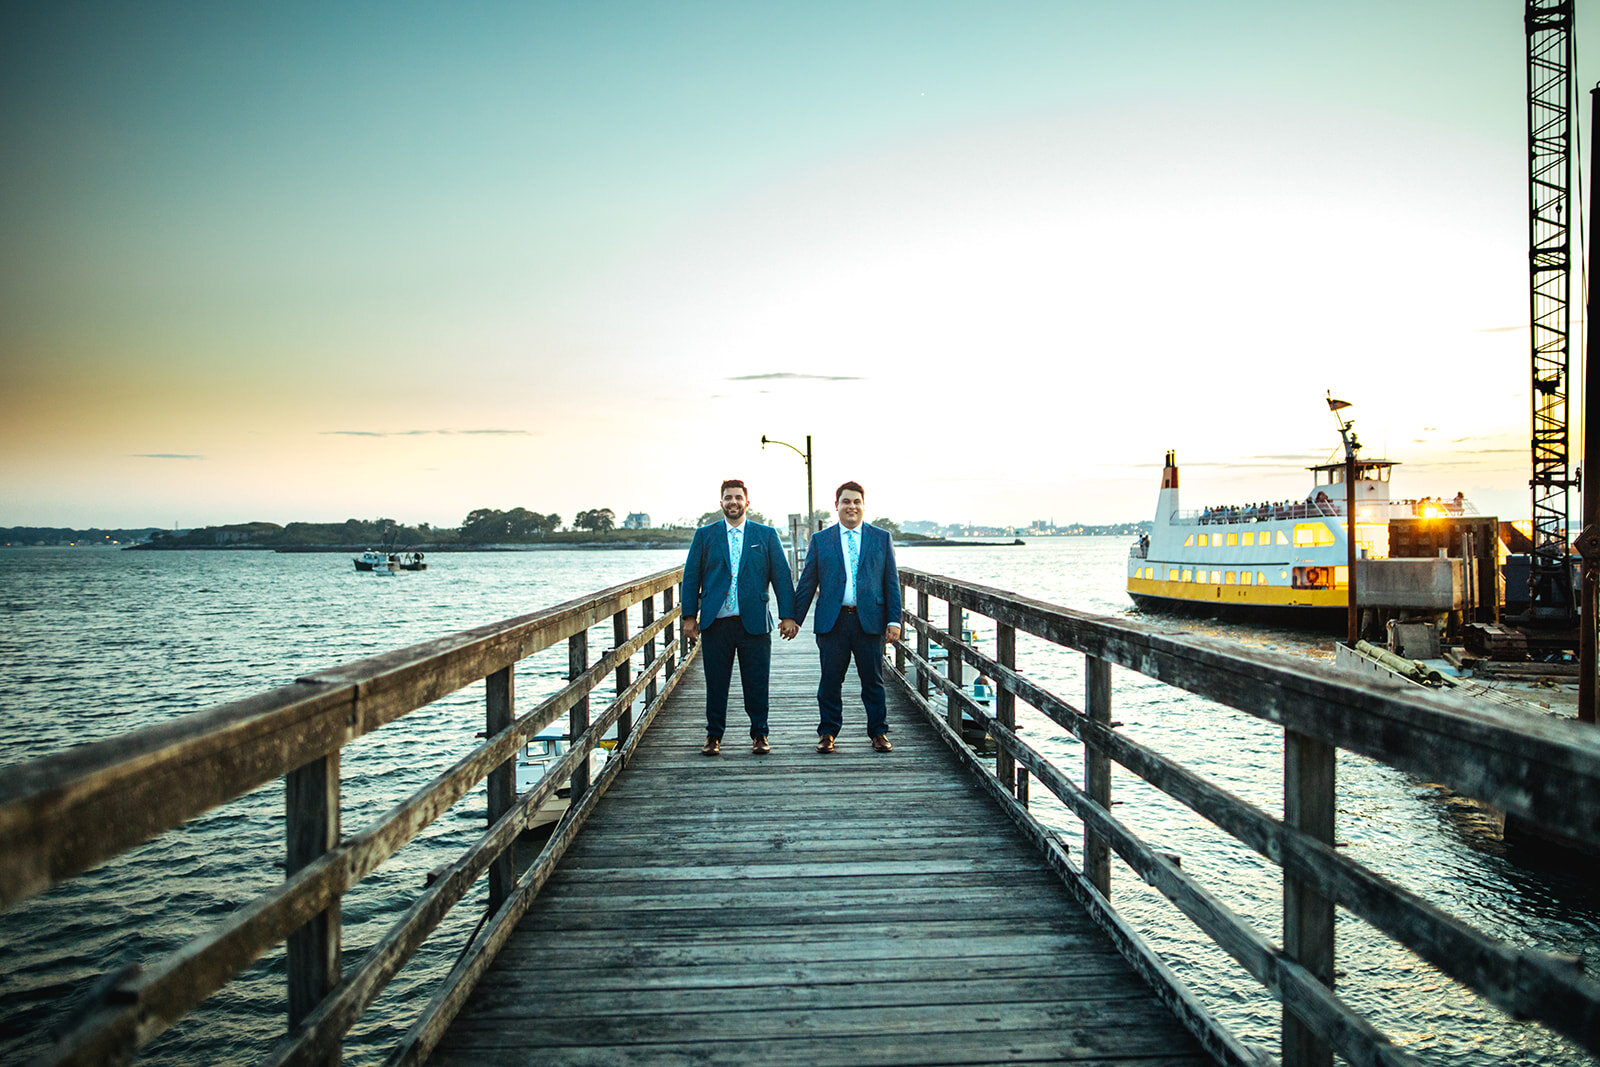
894, 566, 1600, 1067
0, 566, 690, 1066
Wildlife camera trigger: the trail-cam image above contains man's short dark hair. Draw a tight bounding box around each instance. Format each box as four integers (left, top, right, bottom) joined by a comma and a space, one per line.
835, 480, 865, 502
720, 479, 748, 495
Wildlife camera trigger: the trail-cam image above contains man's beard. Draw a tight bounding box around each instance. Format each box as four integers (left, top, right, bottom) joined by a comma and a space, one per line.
723, 503, 746, 521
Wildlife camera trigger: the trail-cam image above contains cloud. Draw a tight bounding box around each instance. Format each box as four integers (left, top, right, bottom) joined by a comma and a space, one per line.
321, 429, 533, 437
132, 453, 204, 460
725, 372, 864, 382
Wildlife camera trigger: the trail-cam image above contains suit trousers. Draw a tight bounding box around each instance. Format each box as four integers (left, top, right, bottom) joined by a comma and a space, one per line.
700, 616, 772, 739
815, 607, 888, 738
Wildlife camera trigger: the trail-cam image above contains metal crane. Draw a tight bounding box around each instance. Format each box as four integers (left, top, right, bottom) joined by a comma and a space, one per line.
1525, 0, 1580, 621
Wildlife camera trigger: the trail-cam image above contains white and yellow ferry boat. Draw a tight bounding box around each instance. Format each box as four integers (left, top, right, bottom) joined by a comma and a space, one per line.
1127, 448, 1475, 626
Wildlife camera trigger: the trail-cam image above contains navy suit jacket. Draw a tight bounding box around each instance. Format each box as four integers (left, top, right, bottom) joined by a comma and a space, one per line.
793, 522, 903, 636
681, 520, 796, 633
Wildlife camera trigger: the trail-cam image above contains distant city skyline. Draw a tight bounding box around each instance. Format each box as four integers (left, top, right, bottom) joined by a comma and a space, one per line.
2, 2, 1589, 530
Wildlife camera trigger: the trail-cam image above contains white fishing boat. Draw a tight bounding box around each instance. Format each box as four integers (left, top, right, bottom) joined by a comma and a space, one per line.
354, 549, 389, 572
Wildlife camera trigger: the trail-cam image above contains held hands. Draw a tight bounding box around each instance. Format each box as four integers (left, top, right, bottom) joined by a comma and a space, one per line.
682, 617, 699, 645
778, 618, 799, 640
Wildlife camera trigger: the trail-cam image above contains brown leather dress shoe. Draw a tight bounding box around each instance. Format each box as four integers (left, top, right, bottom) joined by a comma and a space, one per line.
701, 736, 721, 756
871, 734, 893, 753
815, 735, 835, 754
752, 736, 771, 755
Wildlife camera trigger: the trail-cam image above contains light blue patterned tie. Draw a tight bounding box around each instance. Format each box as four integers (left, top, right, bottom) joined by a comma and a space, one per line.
722, 525, 742, 615
845, 527, 859, 604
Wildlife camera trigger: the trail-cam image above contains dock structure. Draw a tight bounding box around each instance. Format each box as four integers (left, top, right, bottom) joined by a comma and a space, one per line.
431, 636, 1209, 1065
5, 564, 1600, 1066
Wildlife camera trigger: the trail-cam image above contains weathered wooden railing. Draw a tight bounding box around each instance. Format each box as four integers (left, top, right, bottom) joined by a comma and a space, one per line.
892, 567, 1600, 1067
0, 567, 690, 1066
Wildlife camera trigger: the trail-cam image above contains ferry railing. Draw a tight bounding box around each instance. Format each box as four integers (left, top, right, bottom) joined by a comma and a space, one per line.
0, 567, 691, 1067
1171, 499, 1479, 526
892, 566, 1600, 1067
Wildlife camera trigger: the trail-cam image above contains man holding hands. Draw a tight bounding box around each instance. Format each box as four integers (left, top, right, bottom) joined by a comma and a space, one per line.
793, 481, 902, 753
681, 479, 798, 756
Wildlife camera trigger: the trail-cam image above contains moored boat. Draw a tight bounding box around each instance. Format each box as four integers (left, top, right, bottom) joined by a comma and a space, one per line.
1128, 427, 1485, 627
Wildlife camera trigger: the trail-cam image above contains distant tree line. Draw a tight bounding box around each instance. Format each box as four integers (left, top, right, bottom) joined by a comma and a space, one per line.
1, 526, 162, 546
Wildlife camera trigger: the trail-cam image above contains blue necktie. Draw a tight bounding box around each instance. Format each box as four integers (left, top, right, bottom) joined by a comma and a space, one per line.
844, 527, 859, 605
722, 525, 742, 615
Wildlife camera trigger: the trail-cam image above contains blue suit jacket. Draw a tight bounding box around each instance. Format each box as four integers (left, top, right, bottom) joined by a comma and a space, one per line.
793, 522, 903, 636
681, 520, 796, 633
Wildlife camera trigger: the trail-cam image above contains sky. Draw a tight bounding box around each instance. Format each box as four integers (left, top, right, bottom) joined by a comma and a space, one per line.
2, 1, 1595, 530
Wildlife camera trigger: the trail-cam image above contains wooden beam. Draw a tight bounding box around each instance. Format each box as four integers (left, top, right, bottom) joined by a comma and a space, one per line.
916, 589, 931, 699
995, 624, 1015, 795
1084, 655, 1112, 899
485, 666, 514, 916
613, 609, 633, 745
569, 631, 590, 801
286, 754, 341, 1066
1283, 730, 1335, 1067
946, 601, 964, 735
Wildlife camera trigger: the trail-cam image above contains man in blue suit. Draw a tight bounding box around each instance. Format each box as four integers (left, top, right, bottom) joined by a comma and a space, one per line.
793, 481, 903, 753
682, 479, 798, 756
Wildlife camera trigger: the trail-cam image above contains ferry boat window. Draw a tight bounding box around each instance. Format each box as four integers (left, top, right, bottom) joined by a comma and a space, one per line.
1198, 534, 1208, 547
1241, 571, 1254, 585
1276, 530, 1290, 545
1169, 569, 1180, 581
1184, 534, 1194, 547
1242, 531, 1254, 546
1334, 565, 1348, 585
1210, 570, 1221, 583
1182, 569, 1193, 582
1225, 571, 1237, 584
1293, 522, 1335, 547
1256, 571, 1266, 584
1225, 533, 1238, 546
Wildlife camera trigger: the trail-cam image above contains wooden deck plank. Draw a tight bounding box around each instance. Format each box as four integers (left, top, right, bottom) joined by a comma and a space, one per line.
431, 637, 1211, 1066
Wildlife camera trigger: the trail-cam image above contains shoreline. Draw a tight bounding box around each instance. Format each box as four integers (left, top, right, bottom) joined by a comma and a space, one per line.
109, 536, 1026, 553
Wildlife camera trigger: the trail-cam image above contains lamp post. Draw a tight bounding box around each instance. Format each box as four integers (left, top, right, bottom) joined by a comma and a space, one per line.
1328, 395, 1359, 646
761, 434, 815, 534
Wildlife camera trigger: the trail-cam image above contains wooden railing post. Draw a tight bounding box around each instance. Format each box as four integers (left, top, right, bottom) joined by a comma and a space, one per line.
642, 594, 658, 707
894, 582, 907, 676
613, 608, 632, 745
916, 589, 931, 698
1084, 655, 1112, 898
946, 602, 964, 736
485, 667, 515, 916
286, 754, 341, 1065
663, 586, 677, 676
1283, 729, 1336, 1067
996, 624, 1016, 794
569, 630, 590, 801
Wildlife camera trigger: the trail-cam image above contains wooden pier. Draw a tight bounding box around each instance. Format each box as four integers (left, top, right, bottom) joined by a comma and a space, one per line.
5, 564, 1600, 1066
431, 636, 1209, 1065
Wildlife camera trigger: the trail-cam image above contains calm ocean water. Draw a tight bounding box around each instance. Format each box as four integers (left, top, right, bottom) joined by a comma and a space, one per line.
1, 539, 1596, 1065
